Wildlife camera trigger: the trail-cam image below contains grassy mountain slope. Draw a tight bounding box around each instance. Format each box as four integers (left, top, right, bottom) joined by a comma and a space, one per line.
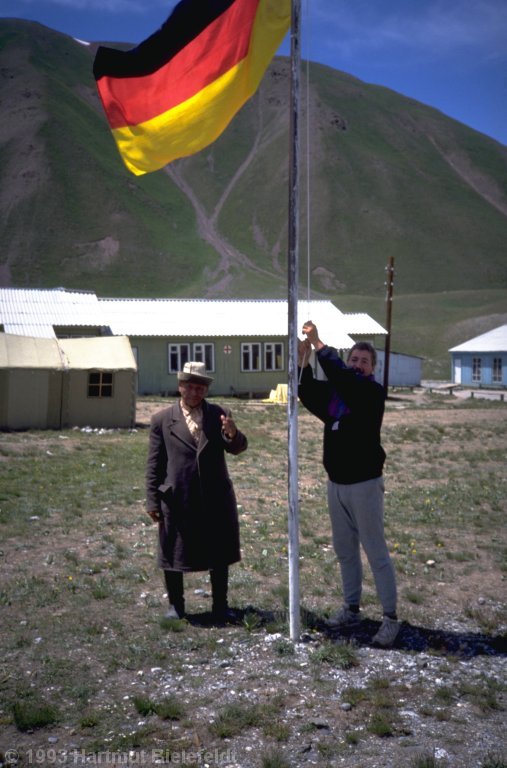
0, 20, 218, 295
0, 19, 506, 376
202, 61, 507, 299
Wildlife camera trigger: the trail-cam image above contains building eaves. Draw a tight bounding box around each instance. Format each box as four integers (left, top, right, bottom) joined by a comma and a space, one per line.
0, 288, 105, 338
99, 298, 359, 349
342, 313, 387, 335
1, 290, 386, 352
449, 324, 507, 353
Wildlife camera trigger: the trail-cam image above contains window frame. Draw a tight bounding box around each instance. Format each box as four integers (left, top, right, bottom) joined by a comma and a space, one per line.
472, 356, 482, 383
192, 343, 215, 372
492, 357, 502, 384
87, 371, 114, 398
168, 342, 215, 375
264, 342, 284, 371
241, 342, 262, 372
168, 343, 191, 374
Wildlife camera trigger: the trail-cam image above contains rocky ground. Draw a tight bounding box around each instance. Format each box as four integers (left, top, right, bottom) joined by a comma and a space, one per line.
0, 392, 505, 768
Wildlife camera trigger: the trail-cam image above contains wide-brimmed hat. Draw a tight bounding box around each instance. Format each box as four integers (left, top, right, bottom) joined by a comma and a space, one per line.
177, 361, 213, 385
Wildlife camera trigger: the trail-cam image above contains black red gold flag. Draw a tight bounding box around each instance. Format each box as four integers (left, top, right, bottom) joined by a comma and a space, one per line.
93, 0, 290, 175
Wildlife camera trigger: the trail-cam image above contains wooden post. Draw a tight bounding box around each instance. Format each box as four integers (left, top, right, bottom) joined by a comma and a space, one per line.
383, 257, 394, 395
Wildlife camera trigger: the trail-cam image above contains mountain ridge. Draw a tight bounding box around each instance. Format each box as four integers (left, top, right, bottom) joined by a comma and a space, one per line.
1, 18, 506, 375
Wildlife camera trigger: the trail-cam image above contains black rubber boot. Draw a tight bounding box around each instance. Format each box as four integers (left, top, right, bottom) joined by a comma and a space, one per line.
164, 570, 185, 618
210, 566, 232, 623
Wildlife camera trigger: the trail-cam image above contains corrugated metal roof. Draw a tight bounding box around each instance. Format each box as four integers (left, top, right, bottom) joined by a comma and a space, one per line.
0, 290, 386, 349
449, 324, 507, 353
100, 298, 384, 348
0, 288, 105, 338
342, 313, 387, 335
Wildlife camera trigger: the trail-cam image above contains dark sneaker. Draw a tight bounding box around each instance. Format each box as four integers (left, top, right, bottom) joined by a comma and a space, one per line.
372, 616, 400, 647
326, 605, 361, 629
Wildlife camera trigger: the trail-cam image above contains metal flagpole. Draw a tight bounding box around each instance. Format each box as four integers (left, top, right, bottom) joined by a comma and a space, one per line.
287, 0, 301, 642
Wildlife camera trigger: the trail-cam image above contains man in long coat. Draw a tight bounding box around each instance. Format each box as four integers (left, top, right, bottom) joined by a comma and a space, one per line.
146, 361, 247, 623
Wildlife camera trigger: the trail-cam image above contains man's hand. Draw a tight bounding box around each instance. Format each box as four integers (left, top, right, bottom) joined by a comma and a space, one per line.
221, 413, 237, 439
302, 320, 324, 350
147, 510, 161, 523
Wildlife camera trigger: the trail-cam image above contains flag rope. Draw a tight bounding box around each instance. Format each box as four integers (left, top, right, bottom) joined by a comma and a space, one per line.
305, 0, 312, 308
298, 0, 312, 386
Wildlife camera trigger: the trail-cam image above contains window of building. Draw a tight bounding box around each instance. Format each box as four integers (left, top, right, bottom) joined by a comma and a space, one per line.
241, 343, 261, 371
193, 343, 215, 371
492, 357, 502, 384
88, 371, 113, 398
472, 357, 482, 383
264, 342, 284, 371
168, 344, 190, 374
168, 343, 215, 374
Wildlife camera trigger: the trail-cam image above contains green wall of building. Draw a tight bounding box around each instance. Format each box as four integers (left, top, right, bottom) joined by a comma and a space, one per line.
130, 336, 288, 397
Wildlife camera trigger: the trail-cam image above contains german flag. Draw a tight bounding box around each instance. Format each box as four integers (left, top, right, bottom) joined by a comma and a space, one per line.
93, 0, 291, 175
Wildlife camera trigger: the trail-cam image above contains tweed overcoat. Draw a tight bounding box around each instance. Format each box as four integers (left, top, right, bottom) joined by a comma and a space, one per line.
146, 400, 247, 572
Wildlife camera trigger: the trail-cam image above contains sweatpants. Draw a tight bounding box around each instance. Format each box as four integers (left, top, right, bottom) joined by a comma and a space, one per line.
327, 476, 397, 615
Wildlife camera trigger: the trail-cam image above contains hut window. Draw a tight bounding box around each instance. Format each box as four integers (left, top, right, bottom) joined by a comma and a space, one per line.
88, 372, 113, 398
168, 344, 190, 373
492, 357, 502, 383
241, 343, 261, 371
193, 343, 215, 372
264, 342, 284, 371
472, 357, 482, 383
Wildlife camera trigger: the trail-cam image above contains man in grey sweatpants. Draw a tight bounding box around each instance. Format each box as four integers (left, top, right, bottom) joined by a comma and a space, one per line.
298, 321, 400, 647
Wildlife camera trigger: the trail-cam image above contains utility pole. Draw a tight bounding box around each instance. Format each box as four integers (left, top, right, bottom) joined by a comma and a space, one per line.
383, 256, 395, 396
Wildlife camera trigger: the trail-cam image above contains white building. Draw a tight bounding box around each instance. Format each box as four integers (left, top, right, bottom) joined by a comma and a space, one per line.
449, 325, 507, 388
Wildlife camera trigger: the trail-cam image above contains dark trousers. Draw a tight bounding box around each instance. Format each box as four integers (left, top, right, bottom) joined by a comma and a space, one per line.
164, 566, 229, 615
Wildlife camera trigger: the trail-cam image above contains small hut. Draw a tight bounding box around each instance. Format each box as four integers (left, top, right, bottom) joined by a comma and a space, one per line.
0, 334, 137, 430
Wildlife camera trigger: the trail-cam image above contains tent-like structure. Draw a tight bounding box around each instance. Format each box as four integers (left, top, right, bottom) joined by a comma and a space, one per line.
0, 334, 137, 430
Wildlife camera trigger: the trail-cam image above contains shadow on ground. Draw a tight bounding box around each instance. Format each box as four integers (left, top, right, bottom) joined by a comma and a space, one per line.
319, 617, 507, 658
181, 606, 507, 658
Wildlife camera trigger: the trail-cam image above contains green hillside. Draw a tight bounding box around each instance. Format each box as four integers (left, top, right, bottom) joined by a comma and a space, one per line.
0, 20, 218, 296
0, 19, 506, 377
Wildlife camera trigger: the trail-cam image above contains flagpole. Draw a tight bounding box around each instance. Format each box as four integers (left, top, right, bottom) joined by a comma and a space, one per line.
287, 0, 301, 642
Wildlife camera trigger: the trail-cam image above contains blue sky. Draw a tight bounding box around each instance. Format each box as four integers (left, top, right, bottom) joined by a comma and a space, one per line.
2, 0, 506, 145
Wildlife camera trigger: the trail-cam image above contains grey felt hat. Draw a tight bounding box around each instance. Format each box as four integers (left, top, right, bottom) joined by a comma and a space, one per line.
177, 361, 213, 385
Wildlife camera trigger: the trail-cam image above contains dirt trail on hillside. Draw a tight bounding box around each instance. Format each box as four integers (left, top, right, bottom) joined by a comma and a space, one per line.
163, 84, 288, 296
428, 135, 507, 217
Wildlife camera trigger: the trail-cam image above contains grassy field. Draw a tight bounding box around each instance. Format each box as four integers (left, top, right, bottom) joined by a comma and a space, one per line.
0, 393, 506, 767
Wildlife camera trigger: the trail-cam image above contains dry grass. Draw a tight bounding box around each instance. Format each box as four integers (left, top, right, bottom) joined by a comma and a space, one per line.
0, 391, 505, 767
